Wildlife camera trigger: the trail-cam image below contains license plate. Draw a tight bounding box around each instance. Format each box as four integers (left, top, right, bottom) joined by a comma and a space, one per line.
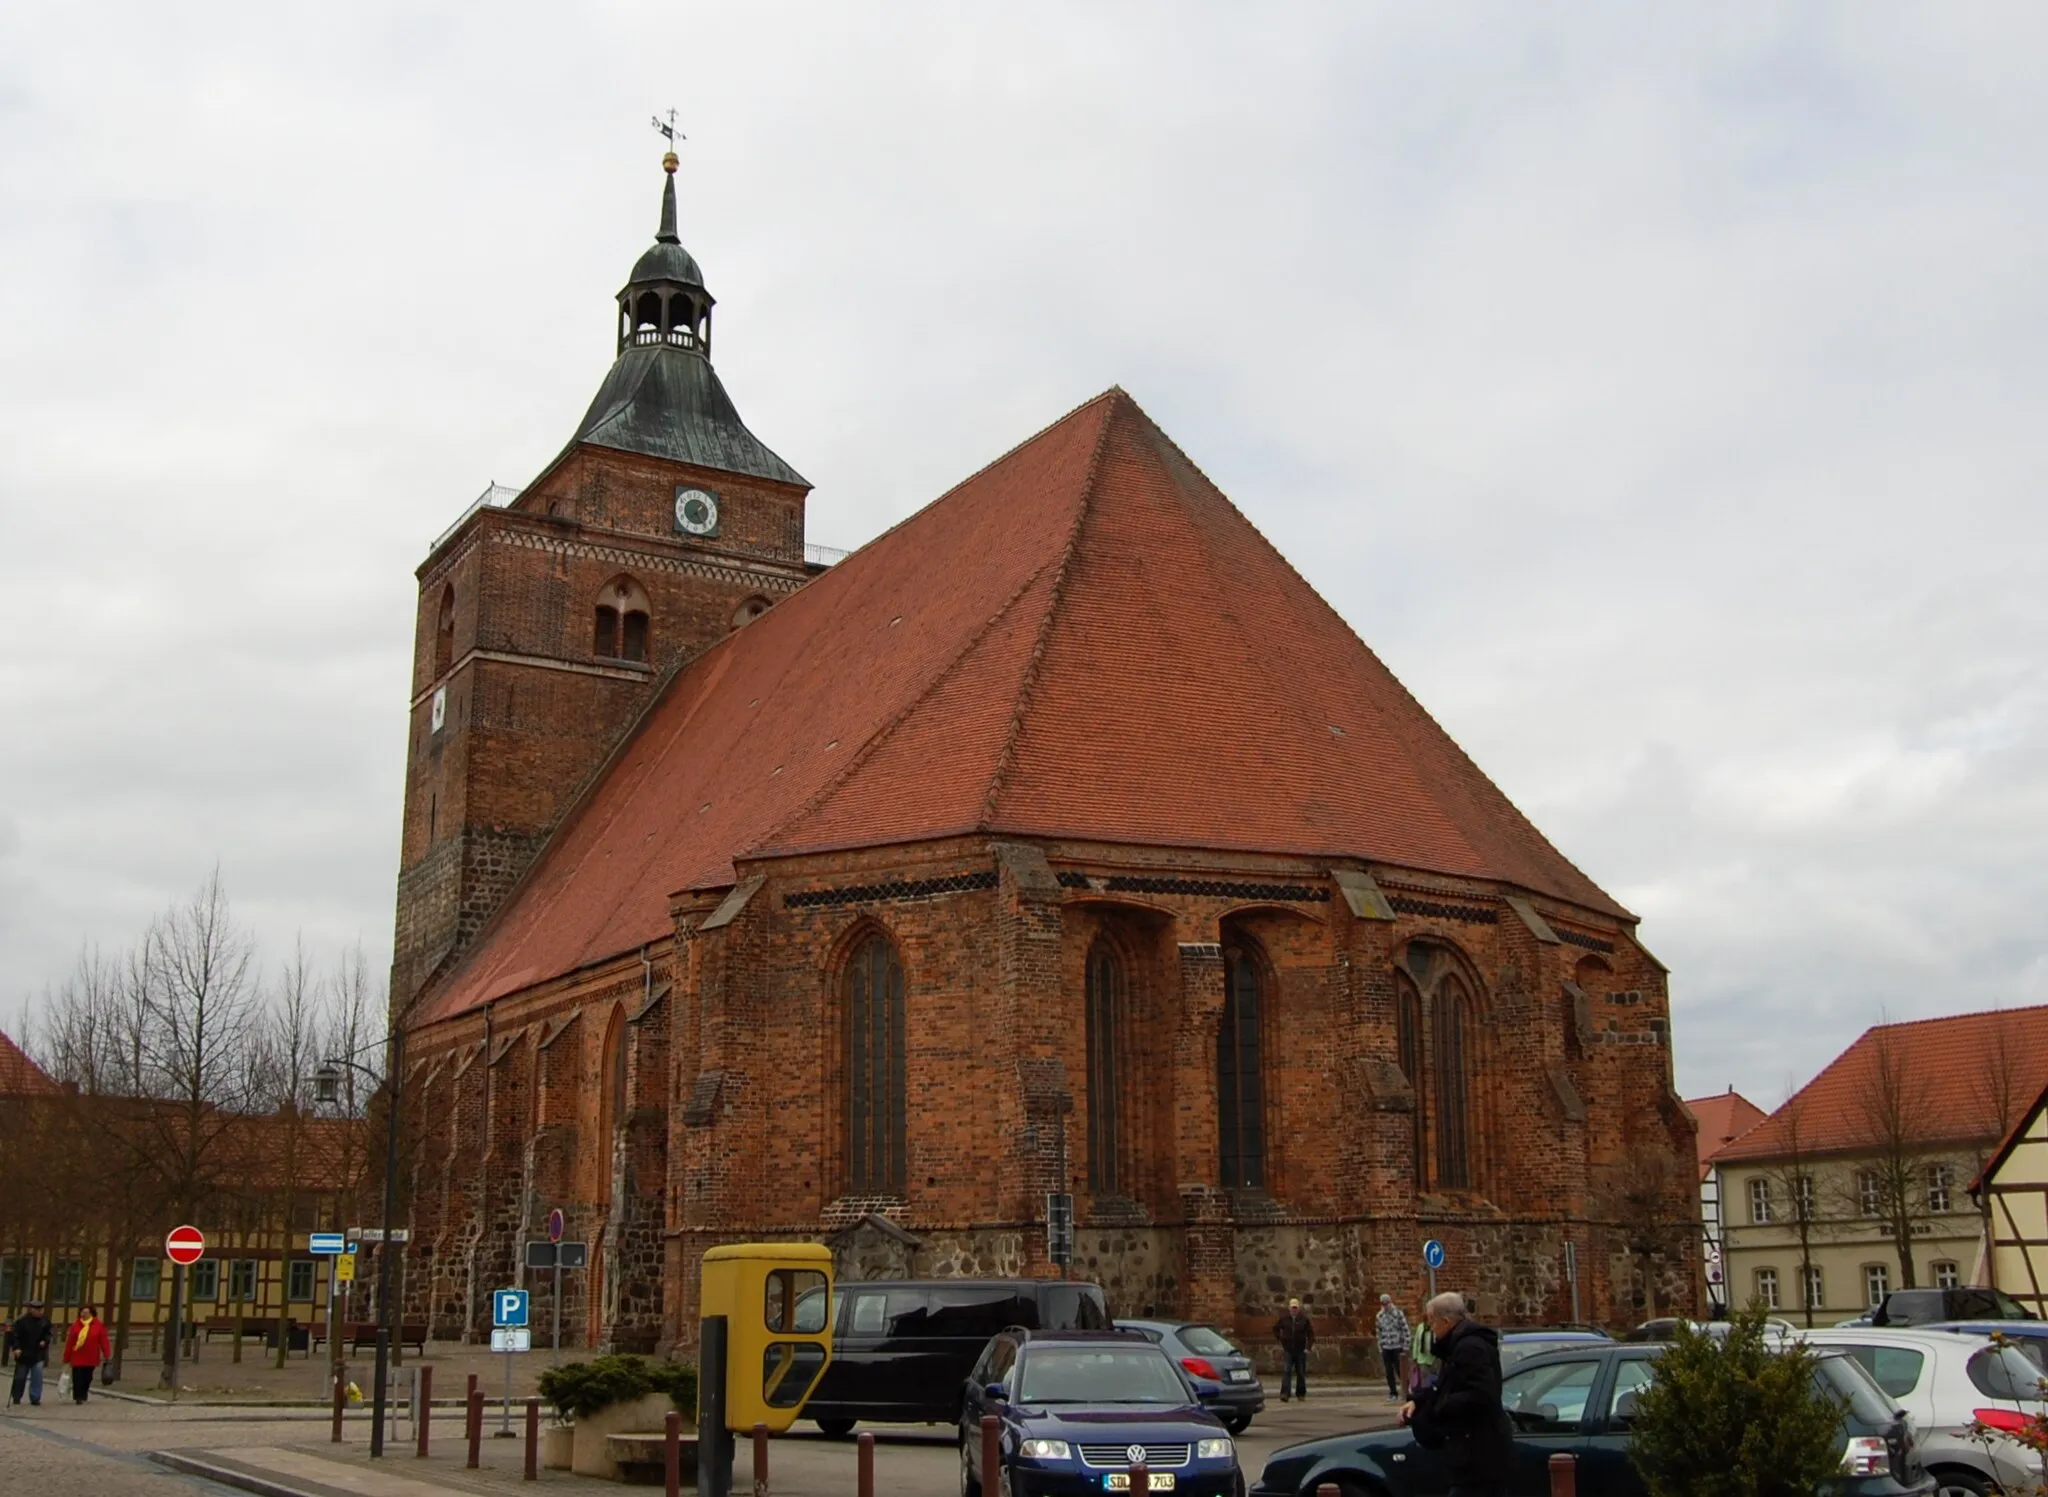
1226, 1369, 1252, 1382
1104, 1477, 1175, 1491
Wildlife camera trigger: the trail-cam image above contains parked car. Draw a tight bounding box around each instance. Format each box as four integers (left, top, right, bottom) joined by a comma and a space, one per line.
1873, 1288, 2038, 1328
1248, 1340, 1930, 1497
1116, 1318, 1266, 1433
1800, 1327, 2048, 1497
1622, 1316, 1795, 1343
801, 1278, 1110, 1435
1926, 1321, 2048, 1373
1500, 1329, 1612, 1369
960, 1328, 1242, 1497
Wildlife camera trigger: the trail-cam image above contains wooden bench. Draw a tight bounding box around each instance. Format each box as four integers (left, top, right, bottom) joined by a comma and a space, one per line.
198, 1317, 314, 1353
605, 1432, 699, 1487
318, 1320, 427, 1355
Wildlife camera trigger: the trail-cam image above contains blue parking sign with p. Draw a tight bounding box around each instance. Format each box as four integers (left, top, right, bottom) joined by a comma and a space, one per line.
494, 1289, 529, 1328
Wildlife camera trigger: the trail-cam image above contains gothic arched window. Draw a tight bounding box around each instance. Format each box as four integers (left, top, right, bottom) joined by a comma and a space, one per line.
845, 934, 907, 1194
1085, 940, 1126, 1194
434, 585, 455, 678
1433, 974, 1474, 1188
594, 576, 651, 663
1395, 970, 1426, 1184
1218, 942, 1267, 1190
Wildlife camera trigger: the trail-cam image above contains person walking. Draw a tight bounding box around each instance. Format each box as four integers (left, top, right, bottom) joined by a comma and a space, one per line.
1272, 1297, 1314, 1402
1408, 1298, 1439, 1394
61, 1305, 110, 1404
1374, 1293, 1410, 1400
8, 1299, 52, 1407
1398, 1292, 1513, 1497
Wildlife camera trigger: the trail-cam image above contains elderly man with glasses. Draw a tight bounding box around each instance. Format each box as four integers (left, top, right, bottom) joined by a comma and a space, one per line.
1397, 1292, 1512, 1497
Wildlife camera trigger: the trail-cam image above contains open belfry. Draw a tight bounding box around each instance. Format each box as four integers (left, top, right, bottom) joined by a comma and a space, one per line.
391, 152, 1698, 1353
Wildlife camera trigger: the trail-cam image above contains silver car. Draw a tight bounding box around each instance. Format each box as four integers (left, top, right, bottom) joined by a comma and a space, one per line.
1801, 1327, 2048, 1497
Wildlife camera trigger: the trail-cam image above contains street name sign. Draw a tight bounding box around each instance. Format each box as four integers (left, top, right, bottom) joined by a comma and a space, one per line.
308, 1233, 346, 1256
347, 1227, 412, 1243
166, 1225, 206, 1265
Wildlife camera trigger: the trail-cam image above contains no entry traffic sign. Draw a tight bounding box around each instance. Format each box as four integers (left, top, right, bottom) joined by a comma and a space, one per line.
166, 1225, 206, 1265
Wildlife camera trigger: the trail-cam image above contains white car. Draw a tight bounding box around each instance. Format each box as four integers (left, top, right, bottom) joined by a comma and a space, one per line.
1800, 1327, 2048, 1497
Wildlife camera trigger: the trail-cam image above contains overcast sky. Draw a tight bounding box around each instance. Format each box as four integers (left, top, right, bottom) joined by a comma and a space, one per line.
3, 3, 2044, 1106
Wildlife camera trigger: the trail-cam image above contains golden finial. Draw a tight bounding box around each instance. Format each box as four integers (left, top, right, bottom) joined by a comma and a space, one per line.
652, 109, 683, 173
662, 151, 679, 174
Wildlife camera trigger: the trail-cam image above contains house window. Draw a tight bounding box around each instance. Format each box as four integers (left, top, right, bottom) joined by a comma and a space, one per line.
1433, 974, 1475, 1188
1793, 1174, 1816, 1220
191, 1260, 220, 1301
288, 1260, 316, 1302
845, 933, 907, 1194
1749, 1177, 1774, 1224
1857, 1169, 1881, 1216
1927, 1164, 1953, 1214
1802, 1265, 1825, 1311
1754, 1267, 1780, 1310
1394, 972, 1425, 1185
50, 1258, 83, 1305
132, 1258, 161, 1302
1084, 939, 1126, 1194
229, 1260, 257, 1303
1864, 1264, 1890, 1308
1217, 941, 1267, 1190
593, 577, 651, 663
0, 1255, 31, 1306
1932, 1260, 1960, 1290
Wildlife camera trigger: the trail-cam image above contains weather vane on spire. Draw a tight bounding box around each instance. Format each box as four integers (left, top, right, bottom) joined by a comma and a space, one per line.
651, 109, 684, 171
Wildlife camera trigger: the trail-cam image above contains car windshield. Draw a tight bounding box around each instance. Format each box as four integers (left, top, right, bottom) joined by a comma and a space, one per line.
1016, 1346, 1189, 1404
1179, 1326, 1237, 1357
1813, 1353, 1897, 1426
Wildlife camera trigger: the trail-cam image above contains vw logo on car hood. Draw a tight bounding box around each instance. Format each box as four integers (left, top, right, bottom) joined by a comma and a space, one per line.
1126, 1444, 1146, 1464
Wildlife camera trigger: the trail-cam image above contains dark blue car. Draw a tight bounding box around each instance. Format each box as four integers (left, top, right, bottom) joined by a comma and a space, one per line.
961, 1328, 1243, 1496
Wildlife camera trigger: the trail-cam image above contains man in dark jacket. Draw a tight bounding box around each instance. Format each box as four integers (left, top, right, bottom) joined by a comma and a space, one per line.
1272, 1298, 1315, 1401
1398, 1292, 1512, 1497
8, 1299, 52, 1407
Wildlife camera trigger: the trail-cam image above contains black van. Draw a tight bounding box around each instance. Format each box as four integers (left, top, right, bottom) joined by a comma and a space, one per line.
803, 1279, 1110, 1433
1872, 1286, 2037, 1326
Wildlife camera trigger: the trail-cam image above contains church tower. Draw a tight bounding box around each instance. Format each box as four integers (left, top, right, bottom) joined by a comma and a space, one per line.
391, 150, 812, 1005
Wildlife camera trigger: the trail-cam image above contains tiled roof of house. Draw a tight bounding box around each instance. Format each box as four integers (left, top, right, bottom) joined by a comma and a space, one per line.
1712, 1004, 2048, 1164
0, 1029, 57, 1094
1683, 1089, 1767, 1178
418, 389, 1629, 1024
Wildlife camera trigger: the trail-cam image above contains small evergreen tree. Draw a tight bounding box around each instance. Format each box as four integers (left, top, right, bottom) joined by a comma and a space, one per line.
1630, 1310, 1844, 1497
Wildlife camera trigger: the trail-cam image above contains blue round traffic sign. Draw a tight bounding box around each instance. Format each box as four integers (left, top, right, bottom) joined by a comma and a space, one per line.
1423, 1238, 1447, 1269
548, 1208, 565, 1244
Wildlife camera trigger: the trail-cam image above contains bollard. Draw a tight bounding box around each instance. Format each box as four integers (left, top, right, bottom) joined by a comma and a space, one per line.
417, 1366, 433, 1457
752, 1422, 769, 1496
467, 1387, 484, 1469
856, 1432, 875, 1497
980, 1415, 1000, 1497
524, 1398, 540, 1481
331, 1374, 346, 1443
664, 1410, 682, 1497
468, 1371, 480, 1404
1132, 1461, 1149, 1495
1550, 1452, 1578, 1497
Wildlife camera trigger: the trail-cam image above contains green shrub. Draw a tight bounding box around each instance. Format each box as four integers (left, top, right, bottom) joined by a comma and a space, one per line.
536, 1355, 699, 1422
1630, 1309, 1845, 1497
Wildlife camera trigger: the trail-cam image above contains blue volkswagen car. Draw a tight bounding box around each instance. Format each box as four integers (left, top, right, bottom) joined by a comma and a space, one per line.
961, 1328, 1243, 1496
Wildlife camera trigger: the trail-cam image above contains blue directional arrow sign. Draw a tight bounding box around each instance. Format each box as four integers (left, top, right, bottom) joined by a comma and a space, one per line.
308, 1233, 346, 1256
494, 1288, 530, 1328
1423, 1238, 1447, 1270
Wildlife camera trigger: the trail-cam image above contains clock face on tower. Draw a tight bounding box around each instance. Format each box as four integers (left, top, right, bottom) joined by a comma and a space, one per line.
674, 486, 720, 537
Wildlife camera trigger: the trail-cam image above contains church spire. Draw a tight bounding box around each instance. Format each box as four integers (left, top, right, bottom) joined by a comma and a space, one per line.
657, 151, 680, 242
616, 149, 713, 356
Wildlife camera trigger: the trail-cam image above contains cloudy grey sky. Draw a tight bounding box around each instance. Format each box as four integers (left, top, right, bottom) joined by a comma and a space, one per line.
3, 3, 2044, 1104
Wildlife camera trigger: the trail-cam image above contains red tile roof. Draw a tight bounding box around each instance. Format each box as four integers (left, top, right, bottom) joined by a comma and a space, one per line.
1683, 1089, 1767, 1178
0, 1029, 57, 1094
1712, 1004, 2048, 1164
419, 390, 1629, 1024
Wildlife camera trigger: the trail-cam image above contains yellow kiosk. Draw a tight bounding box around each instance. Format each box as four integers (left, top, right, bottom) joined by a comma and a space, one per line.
697, 1243, 834, 1496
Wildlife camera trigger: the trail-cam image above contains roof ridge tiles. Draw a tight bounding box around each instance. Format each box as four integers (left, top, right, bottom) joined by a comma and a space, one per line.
978, 390, 1124, 826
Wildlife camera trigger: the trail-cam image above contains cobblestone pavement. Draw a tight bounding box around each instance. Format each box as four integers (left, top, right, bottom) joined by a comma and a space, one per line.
1, 1383, 1401, 1497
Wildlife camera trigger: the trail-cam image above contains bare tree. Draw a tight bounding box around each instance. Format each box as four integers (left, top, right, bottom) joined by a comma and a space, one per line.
1608, 1131, 1700, 1320
1764, 1096, 1836, 1326
1855, 1019, 1940, 1292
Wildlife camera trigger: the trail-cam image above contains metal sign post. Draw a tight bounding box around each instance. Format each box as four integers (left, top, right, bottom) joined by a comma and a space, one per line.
1423, 1238, 1446, 1299
493, 1290, 529, 1437
163, 1225, 206, 1399
1564, 1240, 1580, 1324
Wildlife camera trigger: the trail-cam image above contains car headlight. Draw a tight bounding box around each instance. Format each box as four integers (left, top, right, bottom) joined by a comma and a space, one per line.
1197, 1437, 1235, 1460
1018, 1439, 1071, 1460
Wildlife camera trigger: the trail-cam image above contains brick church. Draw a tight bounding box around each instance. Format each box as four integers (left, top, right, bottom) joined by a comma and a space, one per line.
390, 153, 1699, 1354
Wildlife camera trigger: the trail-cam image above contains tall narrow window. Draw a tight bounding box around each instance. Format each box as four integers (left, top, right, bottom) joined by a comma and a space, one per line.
1218, 943, 1266, 1190
594, 577, 651, 662
608, 1019, 630, 1130
434, 585, 455, 677
1085, 940, 1126, 1193
846, 935, 907, 1193
1432, 975, 1473, 1188
1395, 972, 1425, 1185
621, 609, 649, 662
593, 604, 620, 657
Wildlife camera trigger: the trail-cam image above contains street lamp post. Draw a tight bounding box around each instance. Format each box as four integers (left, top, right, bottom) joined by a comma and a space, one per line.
317, 1026, 406, 1458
